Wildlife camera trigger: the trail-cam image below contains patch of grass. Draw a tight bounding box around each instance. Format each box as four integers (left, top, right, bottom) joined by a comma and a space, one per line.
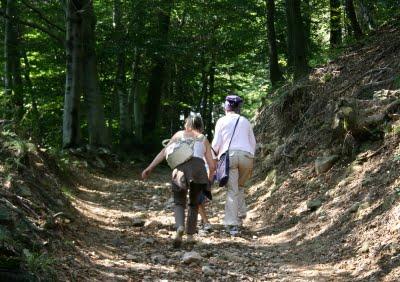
4, 139, 36, 157
61, 186, 74, 199
321, 72, 333, 83
394, 74, 400, 89
393, 122, 400, 136
23, 249, 56, 276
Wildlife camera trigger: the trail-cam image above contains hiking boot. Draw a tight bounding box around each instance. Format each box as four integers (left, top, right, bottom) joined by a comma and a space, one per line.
173, 226, 184, 248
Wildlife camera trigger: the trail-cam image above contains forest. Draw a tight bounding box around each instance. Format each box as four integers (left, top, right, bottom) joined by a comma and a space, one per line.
0, 0, 397, 152
1, 0, 400, 281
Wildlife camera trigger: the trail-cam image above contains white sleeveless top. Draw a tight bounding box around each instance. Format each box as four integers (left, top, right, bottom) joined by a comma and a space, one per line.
193, 138, 206, 158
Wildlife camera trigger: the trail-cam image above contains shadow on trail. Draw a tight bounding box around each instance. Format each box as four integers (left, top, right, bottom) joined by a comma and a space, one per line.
58, 160, 399, 281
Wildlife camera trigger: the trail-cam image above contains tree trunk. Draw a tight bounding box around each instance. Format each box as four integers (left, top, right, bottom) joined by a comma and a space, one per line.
285, 0, 294, 69
143, 1, 172, 145
131, 49, 143, 144
345, 0, 363, 39
128, 1, 145, 145
206, 61, 215, 140
359, 0, 375, 31
62, 0, 83, 148
200, 63, 209, 118
22, 51, 41, 143
114, 0, 131, 149
4, 0, 23, 121
266, 0, 283, 87
329, 0, 342, 47
302, 0, 311, 60
81, 0, 107, 147
285, 0, 309, 80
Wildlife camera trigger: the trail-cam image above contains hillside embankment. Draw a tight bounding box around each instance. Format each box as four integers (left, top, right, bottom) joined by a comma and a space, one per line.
247, 23, 400, 281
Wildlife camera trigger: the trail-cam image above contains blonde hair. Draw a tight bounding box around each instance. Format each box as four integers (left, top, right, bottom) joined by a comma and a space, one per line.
185, 114, 204, 132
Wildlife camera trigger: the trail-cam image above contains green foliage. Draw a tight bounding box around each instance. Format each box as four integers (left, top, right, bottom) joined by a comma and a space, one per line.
0, 0, 398, 151
23, 249, 56, 276
61, 186, 74, 199
394, 74, 400, 89
1, 130, 37, 169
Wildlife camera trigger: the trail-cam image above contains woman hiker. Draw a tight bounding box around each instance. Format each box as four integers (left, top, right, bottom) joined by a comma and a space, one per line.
212, 94, 256, 236
141, 114, 215, 247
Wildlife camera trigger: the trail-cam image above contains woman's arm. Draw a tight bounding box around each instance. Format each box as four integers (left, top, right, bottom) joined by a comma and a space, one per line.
204, 139, 216, 181
141, 131, 182, 180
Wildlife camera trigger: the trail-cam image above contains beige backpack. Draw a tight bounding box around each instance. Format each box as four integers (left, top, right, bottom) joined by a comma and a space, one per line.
163, 134, 204, 169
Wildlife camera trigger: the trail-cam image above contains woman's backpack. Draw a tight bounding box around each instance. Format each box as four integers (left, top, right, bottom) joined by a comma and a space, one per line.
163, 135, 204, 169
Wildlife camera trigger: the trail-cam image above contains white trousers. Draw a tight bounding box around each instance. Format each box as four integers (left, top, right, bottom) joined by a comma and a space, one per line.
223, 150, 254, 226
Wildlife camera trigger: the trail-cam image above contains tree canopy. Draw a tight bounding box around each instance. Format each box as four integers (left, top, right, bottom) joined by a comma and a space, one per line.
0, 0, 399, 152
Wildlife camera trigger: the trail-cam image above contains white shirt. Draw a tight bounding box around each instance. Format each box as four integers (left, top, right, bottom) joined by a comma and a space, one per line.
193, 139, 206, 158
211, 113, 256, 159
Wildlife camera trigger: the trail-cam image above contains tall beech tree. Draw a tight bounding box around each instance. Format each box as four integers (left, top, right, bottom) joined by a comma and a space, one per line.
4, 0, 24, 121
63, 0, 107, 148
63, 0, 83, 148
143, 0, 172, 146
359, 0, 375, 31
345, 0, 363, 39
286, 0, 309, 80
113, 0, 131, 149
266, 0, 283, 87
330, 0, 342, 47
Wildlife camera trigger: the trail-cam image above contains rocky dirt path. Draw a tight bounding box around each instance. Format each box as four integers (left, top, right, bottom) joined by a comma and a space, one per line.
57, 166, 355, 281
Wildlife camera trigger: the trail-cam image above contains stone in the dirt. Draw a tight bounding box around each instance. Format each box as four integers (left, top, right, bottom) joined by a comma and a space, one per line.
132, 204, 145, 211
182, 251, 202, 264
144, 220, 161, 229
349, 202, 360, 213
202, 265, 215, 276
125, 254, 137, 261
112, 237, 123, 247
171, 251, 183, 258
360, 242, 370, 253
141, 238, 155, 245
315, 155, 338, 174
307, 199, 322, 211
151, 254, 166, 263
132, 218, 145, 227
222, 251, 246, 263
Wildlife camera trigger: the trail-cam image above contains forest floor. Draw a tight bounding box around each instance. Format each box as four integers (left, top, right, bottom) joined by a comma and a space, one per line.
51, 165, 363, 282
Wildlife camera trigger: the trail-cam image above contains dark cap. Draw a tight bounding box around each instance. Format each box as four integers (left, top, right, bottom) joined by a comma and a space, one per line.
225, 95, 243, 104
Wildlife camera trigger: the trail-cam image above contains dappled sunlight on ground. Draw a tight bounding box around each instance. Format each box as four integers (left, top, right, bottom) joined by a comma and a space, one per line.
50, 146, 400, 282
